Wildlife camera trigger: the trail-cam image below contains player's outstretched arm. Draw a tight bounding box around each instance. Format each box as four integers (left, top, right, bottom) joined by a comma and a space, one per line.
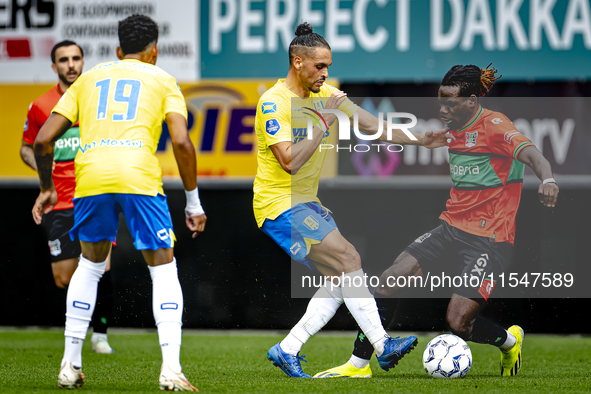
270, 91, 347, 175
517, 145, 559, 208
167, 112, 207, 238
353, 108, 454, 148
32, 113, 72, 224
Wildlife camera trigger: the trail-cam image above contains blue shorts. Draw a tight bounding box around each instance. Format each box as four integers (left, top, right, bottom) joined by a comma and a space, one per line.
70, 193, 176, 251
261, 202, 338, 269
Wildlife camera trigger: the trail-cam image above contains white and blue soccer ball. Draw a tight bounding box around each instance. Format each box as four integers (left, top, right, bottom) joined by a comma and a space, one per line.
422, 334, 472, 378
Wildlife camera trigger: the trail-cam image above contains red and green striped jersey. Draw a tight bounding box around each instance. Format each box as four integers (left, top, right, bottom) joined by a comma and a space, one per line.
439, 106, 534, 244
22, 84, 79, 211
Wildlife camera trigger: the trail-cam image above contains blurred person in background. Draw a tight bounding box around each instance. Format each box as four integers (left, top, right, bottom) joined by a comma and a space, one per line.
21, 40, 115, 355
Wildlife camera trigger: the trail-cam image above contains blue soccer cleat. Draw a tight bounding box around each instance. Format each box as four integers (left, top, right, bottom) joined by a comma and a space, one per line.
267, 342, 311, 378
377, 335, 418, 371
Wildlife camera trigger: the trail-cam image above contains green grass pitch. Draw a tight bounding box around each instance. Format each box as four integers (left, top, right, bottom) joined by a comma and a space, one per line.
1, 329, 590, 393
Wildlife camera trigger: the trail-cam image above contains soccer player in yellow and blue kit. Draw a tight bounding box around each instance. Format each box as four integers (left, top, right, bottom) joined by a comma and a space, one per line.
32, 15, 205, 391
257, 22, 452, 378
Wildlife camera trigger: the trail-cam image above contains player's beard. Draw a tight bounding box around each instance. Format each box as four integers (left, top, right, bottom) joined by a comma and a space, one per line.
58, 71, 78, 87
308, 79, 325, 94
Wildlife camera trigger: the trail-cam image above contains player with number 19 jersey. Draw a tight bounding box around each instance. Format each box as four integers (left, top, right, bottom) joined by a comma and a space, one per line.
53, 59, 187, 198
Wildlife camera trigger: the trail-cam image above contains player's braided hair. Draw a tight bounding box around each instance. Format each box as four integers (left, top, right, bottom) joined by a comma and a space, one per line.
118, 14, 159, 55
51, 40, 84, 63
441, 64, 502, 97
288, 22, 331, 65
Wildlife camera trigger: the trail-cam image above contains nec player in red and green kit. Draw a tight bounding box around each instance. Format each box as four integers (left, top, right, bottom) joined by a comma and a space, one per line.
32, 15, 205, 391
316, 65, 559, 379
257, 23, 452, 379
20, 40, 116, 355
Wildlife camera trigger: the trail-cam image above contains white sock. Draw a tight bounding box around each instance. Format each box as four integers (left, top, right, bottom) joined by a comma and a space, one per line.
280, 284, 344, 355
62, 337, 83, 368
500, 331, 517, 352
348, 354, 370, 369
91, 332, 108, 342
340, 269, 388, 356
63, 256, 107, 367
149, 259, 184, 373
158, 322, 182, 373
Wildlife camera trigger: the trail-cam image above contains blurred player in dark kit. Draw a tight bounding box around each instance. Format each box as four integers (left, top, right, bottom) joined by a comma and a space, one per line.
21, 40, 115, 355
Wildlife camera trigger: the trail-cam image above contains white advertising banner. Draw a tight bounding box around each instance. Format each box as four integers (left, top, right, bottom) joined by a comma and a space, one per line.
0, 0, 198, 82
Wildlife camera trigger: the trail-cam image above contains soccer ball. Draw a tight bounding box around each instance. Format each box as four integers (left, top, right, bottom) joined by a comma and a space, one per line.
422, 334, 472, 378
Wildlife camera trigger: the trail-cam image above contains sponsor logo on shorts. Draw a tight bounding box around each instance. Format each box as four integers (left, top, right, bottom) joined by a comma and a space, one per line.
478, 279, 496, 301
157, 229, 169, 241
503, 130, 521, 144
262, 102, 276, 114
491, 118, 503, 124
414, 233, 431, 243
303, 215, 320, 231
48, 239, 62, 256
470, 253, 489, 277
465, 131, 478, 148
290, 242, 302, 256
265, 119, 280, 136
161, 303, 178, 310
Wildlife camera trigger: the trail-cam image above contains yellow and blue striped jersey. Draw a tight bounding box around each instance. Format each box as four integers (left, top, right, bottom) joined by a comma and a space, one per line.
53, 59, 187, 198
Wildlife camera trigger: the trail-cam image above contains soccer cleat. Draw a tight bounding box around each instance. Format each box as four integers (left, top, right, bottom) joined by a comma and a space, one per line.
500, 325, 524, 376
159, 364, 199, 391
58, 361, 85, 389
266, 342, 311, 378
377, 335, 418, 371
313, 362, 372, 378
92, 336, 115, 354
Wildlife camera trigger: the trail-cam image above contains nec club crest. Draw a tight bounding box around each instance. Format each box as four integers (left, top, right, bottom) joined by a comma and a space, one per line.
465, 131, 478, 148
